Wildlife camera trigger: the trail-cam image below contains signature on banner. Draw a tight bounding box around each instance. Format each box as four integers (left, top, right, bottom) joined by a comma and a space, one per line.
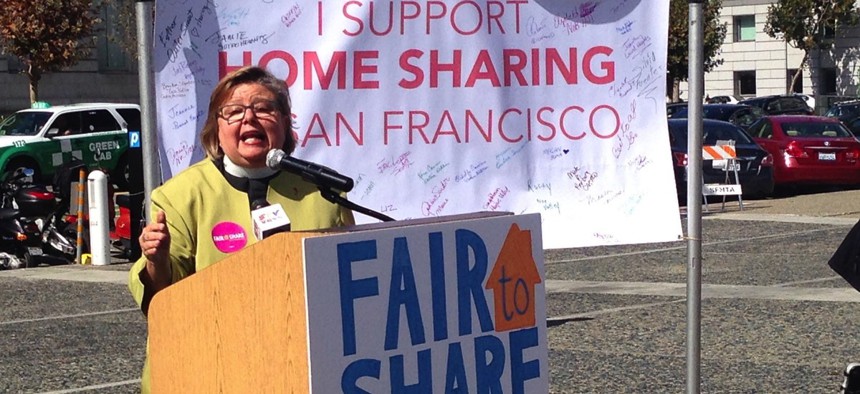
567, 167, 598, 191
167, 140, 196, 168
528, 180, 552, 195
496, 144, 527, 169
455, 161, 489, 183
537, 198, 561, 214
421, 177, 450, 217
484, 186, 511, 211
418, 161, 450, 184
377, 152, 413, 175
281, 3, 302, 27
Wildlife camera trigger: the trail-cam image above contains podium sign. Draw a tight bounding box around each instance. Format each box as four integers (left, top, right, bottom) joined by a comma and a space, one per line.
304, 213, 547, 393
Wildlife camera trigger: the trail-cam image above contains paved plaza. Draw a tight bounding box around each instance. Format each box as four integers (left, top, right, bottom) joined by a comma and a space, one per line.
2, 191, 860, 393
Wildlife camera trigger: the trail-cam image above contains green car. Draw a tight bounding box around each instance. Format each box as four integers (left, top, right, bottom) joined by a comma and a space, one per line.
0, 103, 140, 189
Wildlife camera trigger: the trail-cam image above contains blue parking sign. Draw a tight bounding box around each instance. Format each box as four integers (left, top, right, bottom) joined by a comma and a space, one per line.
129, 131, 141, 148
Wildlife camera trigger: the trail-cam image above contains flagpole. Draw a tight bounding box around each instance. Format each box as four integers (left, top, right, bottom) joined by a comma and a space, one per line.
686, 1, 705, 393
135, 0, 160, 224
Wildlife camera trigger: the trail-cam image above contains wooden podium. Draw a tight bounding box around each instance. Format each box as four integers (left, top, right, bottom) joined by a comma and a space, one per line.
148, 212, 548, 393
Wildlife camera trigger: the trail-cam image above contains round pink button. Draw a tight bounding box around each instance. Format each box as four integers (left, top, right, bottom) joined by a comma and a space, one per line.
211, 222, 247, 253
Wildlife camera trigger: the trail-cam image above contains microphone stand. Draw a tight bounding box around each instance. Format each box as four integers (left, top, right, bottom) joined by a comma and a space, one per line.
318, 187, 395, 222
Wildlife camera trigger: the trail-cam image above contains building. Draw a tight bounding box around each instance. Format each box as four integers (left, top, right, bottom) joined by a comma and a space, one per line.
0, 3, 140, 114
689, 0, 860, 112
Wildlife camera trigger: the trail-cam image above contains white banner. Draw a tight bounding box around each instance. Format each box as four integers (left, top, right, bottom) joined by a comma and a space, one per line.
153, 0, 682, 248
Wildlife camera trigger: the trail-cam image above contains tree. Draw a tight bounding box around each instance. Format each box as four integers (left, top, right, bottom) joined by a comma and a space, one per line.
765, 0, 860, 94
667, 0, 727, 102
0, 0, 99, 104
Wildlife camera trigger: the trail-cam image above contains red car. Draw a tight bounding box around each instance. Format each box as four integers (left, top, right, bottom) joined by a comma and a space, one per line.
746, 115, 860, 186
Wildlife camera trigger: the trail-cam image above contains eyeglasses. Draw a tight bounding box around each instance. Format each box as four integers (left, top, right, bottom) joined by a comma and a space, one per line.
217, 100, 279, 122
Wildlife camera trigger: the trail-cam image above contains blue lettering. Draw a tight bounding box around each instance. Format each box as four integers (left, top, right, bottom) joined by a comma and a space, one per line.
509, 327, 540, 394
385, 237, 426, 351
474, 334, 505, 394
338, 240, 380, 356
456, 229, 493, 336
429, 232, 448, 341
390, 349, 432, 393
341, 358, 381, 394
445, 342, 468, 393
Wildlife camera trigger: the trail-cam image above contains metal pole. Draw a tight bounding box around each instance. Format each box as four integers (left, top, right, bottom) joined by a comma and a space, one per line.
686, 1, 705, 393
136, 0, 160, 220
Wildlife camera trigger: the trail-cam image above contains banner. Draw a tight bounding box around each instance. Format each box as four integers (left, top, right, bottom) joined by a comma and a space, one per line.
153, 0, 682, 248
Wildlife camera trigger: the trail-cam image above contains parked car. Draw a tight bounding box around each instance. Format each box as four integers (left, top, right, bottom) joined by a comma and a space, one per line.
670, 104, 763, 129
793, 94, 816, 112
822, 100, 860, 136
666, 102, 687, 118
824, 99, 860, 119
746, 115, 860, 186
0, 103, 140, 189
707, 95, 742, 104
841, 116, 860, 137
668, 118, 774, 200
738, 94, 814, 116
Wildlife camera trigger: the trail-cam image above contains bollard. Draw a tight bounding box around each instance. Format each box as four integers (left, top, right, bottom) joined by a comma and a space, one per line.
87, 170, 110, 266
75, 168, 86, 264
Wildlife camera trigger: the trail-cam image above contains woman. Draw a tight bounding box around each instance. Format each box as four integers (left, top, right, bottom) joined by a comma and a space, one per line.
128, 65, 354, 392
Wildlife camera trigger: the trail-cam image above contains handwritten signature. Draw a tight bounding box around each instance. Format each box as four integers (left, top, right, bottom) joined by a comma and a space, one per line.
377, 152, 413, 175
484, 186, 511, 211
418, 161, 450, 184
567, 167, 598, 191
496, 144, 527, 169
421, 178, 451, 217
455, 161, 488, 183
281, 4, 302, 28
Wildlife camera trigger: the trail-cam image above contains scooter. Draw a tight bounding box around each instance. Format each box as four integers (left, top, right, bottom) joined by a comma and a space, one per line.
0, 168, 62, 268
0, 207, 40, 269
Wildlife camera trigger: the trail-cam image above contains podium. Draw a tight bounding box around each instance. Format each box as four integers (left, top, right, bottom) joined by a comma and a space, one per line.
148, 212, 548, 393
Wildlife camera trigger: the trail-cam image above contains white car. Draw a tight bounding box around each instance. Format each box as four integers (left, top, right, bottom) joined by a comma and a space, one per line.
707, 95, 742, 104
0, 103, 140, 189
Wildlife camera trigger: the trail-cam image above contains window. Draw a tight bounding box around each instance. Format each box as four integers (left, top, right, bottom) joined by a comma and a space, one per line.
97, 1, 130, 71
787, 69, 803, 93
733, 15, 756, 42
47, 113, 83, 137
116, 108, 141, 131
748, 119, 772, 139
82, 110, 121, 134
735, 71, 756, 96
820, 68, 838, 95
704, 123, 753, 145
823, 24, 836, 40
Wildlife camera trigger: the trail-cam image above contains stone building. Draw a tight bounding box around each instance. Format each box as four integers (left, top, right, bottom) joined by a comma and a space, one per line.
688, 0, 860, 112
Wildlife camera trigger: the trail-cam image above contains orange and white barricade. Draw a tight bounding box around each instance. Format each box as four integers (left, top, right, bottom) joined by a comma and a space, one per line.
701, 141, 743, 211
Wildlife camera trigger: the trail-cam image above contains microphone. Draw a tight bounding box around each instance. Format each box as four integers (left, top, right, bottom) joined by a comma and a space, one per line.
266, 149, 355, 193
251, 200, 291, 240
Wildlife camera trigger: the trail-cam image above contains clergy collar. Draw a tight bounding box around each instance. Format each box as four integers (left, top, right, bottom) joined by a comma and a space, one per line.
222, 154, 277, 179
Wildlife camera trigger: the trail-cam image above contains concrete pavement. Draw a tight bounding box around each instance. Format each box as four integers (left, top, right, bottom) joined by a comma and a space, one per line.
2, 192, 860, 392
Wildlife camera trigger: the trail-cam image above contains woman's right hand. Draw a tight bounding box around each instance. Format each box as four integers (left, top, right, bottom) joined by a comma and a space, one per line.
140, 210, 172, 289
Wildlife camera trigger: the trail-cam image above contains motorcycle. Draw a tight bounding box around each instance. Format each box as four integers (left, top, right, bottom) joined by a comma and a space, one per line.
0, 168, 59, 268
0, 168, 77, 269
0, 206, 40, 269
